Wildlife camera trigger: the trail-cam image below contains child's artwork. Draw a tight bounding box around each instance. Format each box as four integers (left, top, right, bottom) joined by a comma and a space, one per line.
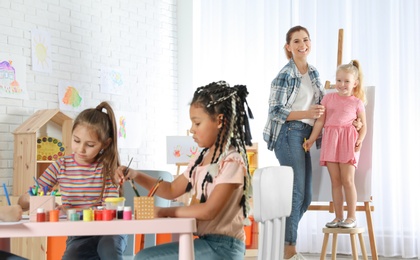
0, 54, 28, 100
58, 80, 84, 112
166, 136, 201, 164
114, 110, 142, 148
100, 67, 125, 95
31, 29, 52, 73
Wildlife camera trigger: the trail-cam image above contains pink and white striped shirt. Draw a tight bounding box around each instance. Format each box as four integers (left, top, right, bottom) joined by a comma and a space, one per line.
38, 154, 119, 208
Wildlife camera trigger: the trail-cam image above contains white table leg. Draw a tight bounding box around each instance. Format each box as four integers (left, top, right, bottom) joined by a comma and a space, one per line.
178, 233, 194, 260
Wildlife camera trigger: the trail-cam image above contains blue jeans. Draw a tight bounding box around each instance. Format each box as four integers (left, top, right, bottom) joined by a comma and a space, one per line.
134, 234, 245, 260
274, 121, 313, 245
62, 235, 127, 260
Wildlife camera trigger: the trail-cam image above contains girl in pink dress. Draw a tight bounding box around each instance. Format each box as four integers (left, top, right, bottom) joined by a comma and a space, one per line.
303, 60, 367, 228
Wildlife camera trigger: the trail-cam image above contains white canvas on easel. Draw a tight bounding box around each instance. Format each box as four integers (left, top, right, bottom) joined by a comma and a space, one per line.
166, 136, 203, 176
166, 136, 201, 164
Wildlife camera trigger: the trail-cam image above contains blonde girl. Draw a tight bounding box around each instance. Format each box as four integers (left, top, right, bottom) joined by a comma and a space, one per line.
304, 60, 367, 229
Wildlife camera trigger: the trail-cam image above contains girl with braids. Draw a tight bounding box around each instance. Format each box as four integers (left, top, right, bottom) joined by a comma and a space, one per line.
118, 81, 253, 260
18, 101, 127, 260
304, 60, 367, 229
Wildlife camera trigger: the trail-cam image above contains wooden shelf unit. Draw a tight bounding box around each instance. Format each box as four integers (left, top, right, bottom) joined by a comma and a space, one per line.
246, 143, 258, 175
12, 109, 73, 260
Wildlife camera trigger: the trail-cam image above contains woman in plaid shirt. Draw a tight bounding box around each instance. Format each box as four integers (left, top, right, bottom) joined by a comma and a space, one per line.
263, 25, 324, 260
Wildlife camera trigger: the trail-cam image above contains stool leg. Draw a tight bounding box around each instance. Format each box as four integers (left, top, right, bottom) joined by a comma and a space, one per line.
350, 233, 359, 260
321, 233, 329, 260
358, 233, 368, 260
332, 233, 338, 260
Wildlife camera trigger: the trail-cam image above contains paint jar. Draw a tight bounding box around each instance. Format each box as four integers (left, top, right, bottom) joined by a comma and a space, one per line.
94, 210, 103, 221
83, 209, 93, 221
103, 209, 113, 221
117, 206, 124, 219
49, 209, 59, 222
70, 213, 79, 221
104, 197, 125, 210
36, 208, 46, 222
67, 209, 76, 220
123, 206, 132, 220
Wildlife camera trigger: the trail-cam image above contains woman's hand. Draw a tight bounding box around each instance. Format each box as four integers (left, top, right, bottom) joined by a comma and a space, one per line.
309, 105, 325, 119
353, 117, 363, 131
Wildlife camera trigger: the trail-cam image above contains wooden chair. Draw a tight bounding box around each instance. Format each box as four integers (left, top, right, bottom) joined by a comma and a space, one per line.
252, 166, 294, 260
321, 227, 368, 260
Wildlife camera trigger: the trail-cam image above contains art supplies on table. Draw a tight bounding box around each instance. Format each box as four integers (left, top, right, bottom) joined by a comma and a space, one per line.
2, 183, 11, 205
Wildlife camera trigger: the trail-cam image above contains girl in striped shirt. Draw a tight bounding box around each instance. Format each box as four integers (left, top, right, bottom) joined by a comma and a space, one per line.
19, 101, 127, 260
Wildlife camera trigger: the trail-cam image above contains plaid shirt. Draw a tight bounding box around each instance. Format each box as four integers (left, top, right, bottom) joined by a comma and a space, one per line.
263, 58, 324, 151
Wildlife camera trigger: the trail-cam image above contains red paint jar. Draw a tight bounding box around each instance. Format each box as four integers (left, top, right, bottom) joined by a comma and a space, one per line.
36, 208, 46, 222
94, 210, 103, 221
110, 209, 116, 219
103, 209, 113, 221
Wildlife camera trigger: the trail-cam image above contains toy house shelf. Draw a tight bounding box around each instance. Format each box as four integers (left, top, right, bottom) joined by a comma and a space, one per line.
13, 109, 72, 196
12, 109, 72, 260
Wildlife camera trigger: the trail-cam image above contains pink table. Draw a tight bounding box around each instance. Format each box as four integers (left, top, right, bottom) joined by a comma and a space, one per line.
0, 218, 196, 260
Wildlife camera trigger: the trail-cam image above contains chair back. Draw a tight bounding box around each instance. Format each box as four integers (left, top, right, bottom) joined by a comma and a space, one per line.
252, 166, 293, 260
123, 170, 174, 255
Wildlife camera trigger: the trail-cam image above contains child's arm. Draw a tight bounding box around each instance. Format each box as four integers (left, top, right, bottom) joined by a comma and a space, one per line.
303, 112, 326, 151
117, 167, 187, 200
157, 183, 240, 221
355, 110, 367, 152
0, 205, 23, 222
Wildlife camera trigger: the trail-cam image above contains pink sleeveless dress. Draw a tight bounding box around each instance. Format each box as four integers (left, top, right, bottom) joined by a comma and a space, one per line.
320, 92, 365, 167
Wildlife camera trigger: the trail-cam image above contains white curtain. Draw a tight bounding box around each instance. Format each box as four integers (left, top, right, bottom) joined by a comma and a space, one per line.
192, 0, 420, 258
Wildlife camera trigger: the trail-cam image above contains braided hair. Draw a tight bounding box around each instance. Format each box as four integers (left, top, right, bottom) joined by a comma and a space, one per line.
185, 80, 254, 224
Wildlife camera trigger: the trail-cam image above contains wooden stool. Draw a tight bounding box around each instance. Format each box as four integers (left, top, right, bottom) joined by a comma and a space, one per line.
321, 227, 368, 260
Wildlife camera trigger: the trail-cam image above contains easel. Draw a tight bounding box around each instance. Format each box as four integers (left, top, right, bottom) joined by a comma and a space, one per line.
175, 130, 191, 177
308, 28, 378, 260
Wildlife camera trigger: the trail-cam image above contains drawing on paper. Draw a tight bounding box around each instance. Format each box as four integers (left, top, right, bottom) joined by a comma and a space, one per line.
0, 55, 28, 100
62, 86, 82, 108
166, 136, 202, 164
58, 80, 84, 112
119, 116, 127, 139
115, 111, 142, 149
101, 67, 125, 95
31, 29, 52, 73
173, 145, 181, 158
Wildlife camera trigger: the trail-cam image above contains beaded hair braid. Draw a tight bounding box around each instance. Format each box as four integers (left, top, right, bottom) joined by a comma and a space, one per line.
185, 81, 254, 224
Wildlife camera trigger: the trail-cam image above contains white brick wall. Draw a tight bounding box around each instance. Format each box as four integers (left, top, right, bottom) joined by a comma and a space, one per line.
0, 0, 178, 195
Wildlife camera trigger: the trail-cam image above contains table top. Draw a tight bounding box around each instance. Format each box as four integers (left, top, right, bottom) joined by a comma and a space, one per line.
0, 218, 197, 238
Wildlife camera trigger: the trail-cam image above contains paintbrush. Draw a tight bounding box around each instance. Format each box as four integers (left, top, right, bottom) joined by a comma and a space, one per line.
124, 157, 140, 197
